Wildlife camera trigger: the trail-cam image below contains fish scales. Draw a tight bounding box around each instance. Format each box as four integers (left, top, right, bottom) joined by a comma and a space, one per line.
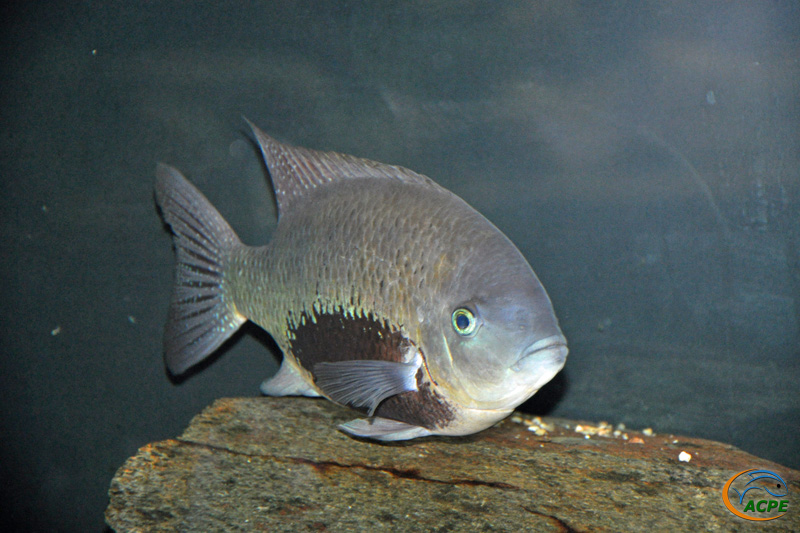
230, 179, 492, 340
156, 120, 568, 441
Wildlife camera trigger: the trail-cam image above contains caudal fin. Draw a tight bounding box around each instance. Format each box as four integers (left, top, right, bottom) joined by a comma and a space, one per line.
155, 163, 246, 375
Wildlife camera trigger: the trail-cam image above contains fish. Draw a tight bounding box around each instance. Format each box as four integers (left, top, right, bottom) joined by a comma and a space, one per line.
155, 119, 568, 441
732, 470, 789, 503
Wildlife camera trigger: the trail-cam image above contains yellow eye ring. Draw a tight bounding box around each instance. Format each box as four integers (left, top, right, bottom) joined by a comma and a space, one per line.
452, 307, 478, 336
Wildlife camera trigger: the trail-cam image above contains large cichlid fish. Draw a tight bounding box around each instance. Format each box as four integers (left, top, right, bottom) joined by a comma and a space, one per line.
155, 120, 568, 441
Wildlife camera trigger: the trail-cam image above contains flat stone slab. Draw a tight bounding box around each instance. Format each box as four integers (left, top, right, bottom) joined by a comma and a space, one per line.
106, 397, 799, 531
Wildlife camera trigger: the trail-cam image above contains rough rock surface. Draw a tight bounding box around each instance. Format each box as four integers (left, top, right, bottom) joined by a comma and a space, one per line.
106, 397, 798, 532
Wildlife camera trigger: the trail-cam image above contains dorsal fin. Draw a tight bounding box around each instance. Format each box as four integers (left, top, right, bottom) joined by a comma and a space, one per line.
245, 118, 438, 216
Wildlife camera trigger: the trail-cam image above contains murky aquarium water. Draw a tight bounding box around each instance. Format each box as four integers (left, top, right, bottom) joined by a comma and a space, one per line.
1, 2, 797, 531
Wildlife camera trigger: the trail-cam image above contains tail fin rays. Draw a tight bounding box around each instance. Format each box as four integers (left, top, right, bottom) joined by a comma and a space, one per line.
155, 163, 246, 375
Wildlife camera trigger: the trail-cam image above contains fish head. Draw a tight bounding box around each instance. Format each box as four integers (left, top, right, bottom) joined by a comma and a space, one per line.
429, 234, 567, 411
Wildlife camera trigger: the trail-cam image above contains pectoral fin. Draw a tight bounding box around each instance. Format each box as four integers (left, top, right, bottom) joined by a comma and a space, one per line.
313, 353, 421, 416
339, 417, 433, 441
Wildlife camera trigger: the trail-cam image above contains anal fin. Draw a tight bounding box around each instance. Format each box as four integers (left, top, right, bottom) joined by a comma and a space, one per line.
261, 360, 321, 397
313, 352, 421, 416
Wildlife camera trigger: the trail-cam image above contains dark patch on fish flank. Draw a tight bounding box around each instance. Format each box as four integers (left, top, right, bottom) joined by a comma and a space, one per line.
374, 380, 455, 430
289, 309, 410, 368
288, 309, 455, 429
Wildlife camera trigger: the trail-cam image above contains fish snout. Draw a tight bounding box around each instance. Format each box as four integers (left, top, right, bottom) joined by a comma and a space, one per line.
512, 335, 568, 373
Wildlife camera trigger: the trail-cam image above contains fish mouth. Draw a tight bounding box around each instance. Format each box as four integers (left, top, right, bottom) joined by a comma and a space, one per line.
511, 334, 568, 372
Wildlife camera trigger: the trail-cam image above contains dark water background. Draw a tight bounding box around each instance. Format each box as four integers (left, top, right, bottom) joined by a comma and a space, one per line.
1, 2, 798, 530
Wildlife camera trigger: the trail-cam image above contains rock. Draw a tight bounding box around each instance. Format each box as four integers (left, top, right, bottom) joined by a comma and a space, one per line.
106, 397, 799, 532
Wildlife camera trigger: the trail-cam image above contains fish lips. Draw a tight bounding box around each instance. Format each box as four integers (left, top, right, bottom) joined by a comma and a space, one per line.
470, 334, 567, 409
511, 334, 568, 379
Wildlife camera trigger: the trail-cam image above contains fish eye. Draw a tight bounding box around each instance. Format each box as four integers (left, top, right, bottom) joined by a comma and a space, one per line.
451, 307, 478, 336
